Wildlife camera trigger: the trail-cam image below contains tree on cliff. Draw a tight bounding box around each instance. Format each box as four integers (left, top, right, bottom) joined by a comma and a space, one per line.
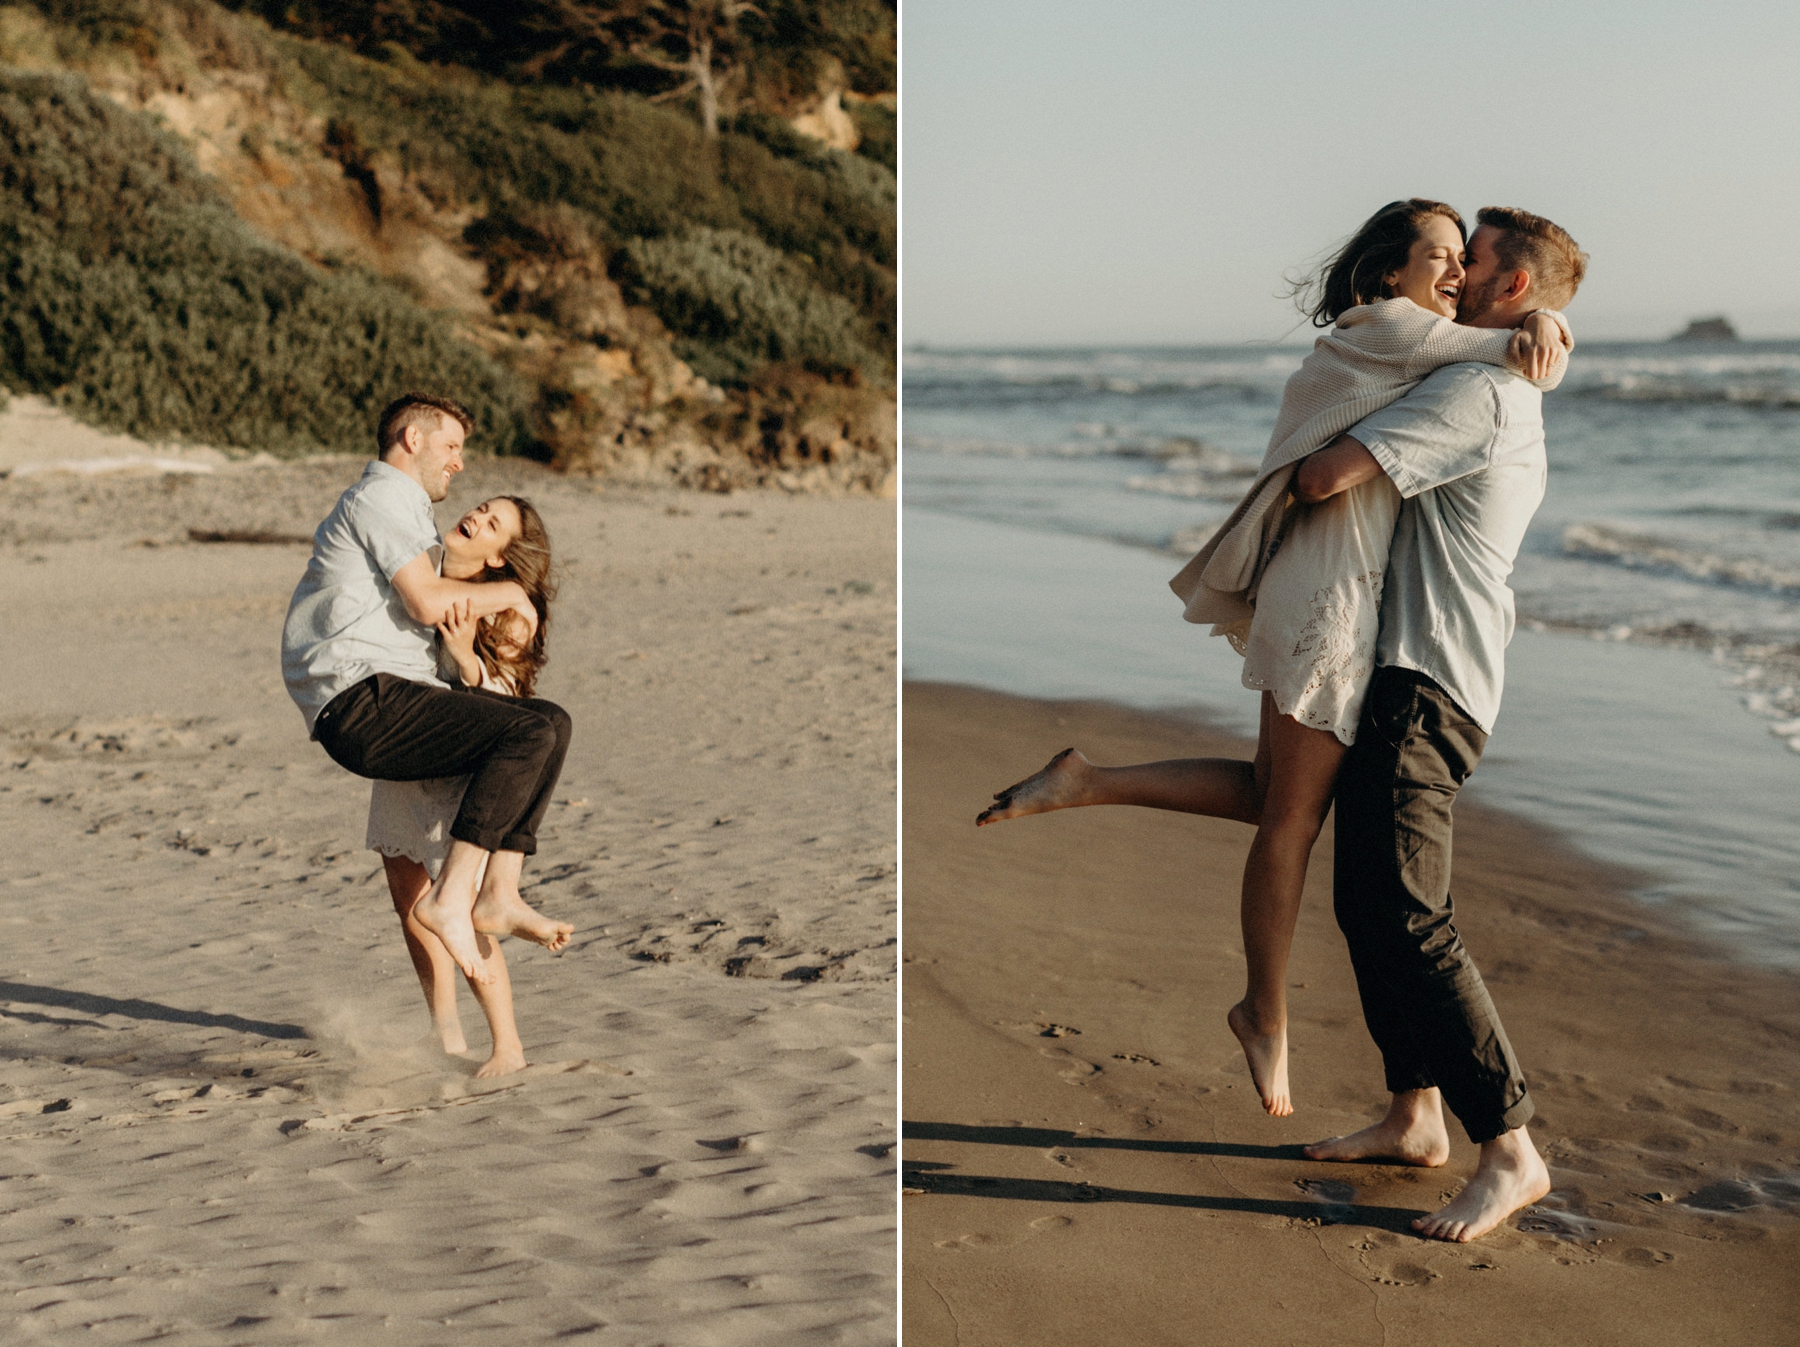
518, 2, 761, 138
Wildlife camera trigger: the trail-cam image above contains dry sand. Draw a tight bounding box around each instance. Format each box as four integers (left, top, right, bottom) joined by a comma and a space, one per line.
0, 424, 895, 1344
904, 682, 1800, 1346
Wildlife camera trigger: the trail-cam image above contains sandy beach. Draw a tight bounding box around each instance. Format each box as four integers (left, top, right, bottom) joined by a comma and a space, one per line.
903, 681, 1800, 1345
0, 422, 895, 1343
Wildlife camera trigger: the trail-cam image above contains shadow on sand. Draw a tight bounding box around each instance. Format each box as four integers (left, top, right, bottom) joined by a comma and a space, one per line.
0, 979, 307, 1039
903, 1120, 1428, 1234
904, 1119, 1306, 1161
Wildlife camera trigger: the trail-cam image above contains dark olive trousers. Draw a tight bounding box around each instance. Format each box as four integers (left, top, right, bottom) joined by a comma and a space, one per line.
1333, 666, 1533, 1143
312, 673, 571, 856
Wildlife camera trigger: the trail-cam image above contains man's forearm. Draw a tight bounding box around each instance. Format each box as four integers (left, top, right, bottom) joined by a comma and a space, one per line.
391, 554, 527, 626
1293, 435, 1385, 503
412, 575, 525, 626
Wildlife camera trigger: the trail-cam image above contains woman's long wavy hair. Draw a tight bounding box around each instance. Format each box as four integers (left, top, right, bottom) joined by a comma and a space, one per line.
1290, 199, 1466, 329
470, 496, 556, 698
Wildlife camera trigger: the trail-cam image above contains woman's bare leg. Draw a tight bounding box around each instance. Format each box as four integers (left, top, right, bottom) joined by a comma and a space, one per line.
977, 696, 1273, 826
467, 933, 527, 1078
384, 855, 469, 1055
972, 696, 1344, 1114
1227, 699, 1346, 1116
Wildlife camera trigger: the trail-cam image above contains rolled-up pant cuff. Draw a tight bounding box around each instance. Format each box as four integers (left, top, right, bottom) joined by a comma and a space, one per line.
1463, 1091, 1536, 1145
1379, 1068, 1534, 1144
449, 822, 537, 856
1383, 1066, 1437, 1097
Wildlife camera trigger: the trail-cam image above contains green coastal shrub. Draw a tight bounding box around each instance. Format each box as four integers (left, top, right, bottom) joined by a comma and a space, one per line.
215, 0, 897, 121
620, 227, 879, 385
4, 0, 894, 411
275, 35, 895, 371
0, 70, 532, 455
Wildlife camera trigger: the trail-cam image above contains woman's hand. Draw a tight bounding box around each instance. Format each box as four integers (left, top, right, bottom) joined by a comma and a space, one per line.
1508, 311, 1569, 381
437, 599, 484, 688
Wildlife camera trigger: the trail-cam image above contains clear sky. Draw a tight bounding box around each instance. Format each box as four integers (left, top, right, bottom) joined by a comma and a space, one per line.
903, 1, 1800, 345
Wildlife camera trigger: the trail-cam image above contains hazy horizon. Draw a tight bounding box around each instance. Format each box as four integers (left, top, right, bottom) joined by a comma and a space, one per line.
902, 330, 1800, 353
904, 1, 1800, 346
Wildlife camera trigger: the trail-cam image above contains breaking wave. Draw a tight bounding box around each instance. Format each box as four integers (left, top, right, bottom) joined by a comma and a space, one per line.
1562, 523, 1800, 593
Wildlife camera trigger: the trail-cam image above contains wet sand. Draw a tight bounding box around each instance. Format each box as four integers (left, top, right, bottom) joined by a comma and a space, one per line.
903, 681, 1800, 1346
0, 437, 895, 1344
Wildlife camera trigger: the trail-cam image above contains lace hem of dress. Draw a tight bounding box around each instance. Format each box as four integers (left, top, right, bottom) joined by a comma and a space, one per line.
1211, 616, 1254, 657
1239, 668, 1360, 747
367, 840, 440, 866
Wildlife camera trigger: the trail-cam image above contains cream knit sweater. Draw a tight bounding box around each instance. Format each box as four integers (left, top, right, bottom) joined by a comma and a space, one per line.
1168, 297, 1570, 629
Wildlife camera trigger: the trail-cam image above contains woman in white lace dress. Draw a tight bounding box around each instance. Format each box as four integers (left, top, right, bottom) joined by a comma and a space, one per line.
371, 494, 558, 1077
977, 200, 1572, 1116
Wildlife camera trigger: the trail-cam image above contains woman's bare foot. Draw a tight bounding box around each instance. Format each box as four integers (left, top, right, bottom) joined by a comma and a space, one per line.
433, 1019, 470, 1056
472, 887, 574, 952
976, 748, 1093, 825
475, 1043, 528, 1078
413, 888, 494, 985
1226, 999, 1292, 1116
1304, 1088, 1451, 1166
1414, 1127, 1551, 1242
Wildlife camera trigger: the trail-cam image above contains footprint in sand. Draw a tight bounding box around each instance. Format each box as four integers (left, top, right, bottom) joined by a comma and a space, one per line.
934, 1214, 1073, 1253
1368, 1260, 1439, 1287
1295, 1177, 1356, 1223
1044, 1053, 1099, 1084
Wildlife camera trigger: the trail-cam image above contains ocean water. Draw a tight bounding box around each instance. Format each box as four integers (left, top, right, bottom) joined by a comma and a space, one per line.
902, 340, 1800, 968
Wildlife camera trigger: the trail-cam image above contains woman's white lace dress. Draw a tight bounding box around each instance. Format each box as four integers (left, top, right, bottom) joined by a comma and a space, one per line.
367, 773, 468, 878
1238, 474, 1402, 743
365, 664, 509, 877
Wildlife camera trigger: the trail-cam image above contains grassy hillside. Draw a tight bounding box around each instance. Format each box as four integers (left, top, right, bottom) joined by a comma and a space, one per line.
277, 35, 895, 367
0, 0, 895, 485
216, 0, 896, 141
0, 68, 532, 455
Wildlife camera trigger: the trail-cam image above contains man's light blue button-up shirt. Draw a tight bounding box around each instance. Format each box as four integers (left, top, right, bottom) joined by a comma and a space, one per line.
1350, 362, 1548, 734
281, 459, 446, 733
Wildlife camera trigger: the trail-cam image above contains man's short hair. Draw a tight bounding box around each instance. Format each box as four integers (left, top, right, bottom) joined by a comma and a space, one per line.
1476, 207, 1588, 310
377, 393, 474, 458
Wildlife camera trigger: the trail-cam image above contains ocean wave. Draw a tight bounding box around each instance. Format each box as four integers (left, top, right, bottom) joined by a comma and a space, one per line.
1573, 379, 1800, 408
910, 372, 1274, 400
1126, 473, 1254, 501
906, 435, 1260, 471
1560, 349, 1800, 408
903, 348, 1303, 397
1562, 523, 1800, 592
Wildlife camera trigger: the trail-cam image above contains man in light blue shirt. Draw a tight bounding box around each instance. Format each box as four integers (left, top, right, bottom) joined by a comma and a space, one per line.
281, 393, 574, 986
283, 456, 451, 731
1291, 207, 1588, 1243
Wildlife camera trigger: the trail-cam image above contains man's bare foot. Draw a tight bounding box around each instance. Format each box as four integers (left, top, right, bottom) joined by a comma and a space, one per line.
413, 890, 494, 984
475, 1043, 528, 1078
1226, 999, 1291, 1116
472, 888, 574, 952
976, 748, 1092, 825
1304, 1089, 1451, 1167
1414, 1127, 1551, 1242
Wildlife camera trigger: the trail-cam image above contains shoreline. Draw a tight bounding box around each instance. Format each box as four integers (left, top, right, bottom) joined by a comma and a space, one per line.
901, 504, 1800, 970
902, 680, 1799, 1344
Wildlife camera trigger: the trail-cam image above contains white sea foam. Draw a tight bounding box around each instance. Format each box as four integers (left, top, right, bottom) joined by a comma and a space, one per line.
1559, 346, 1800, 406
1562, 523, 1800, 593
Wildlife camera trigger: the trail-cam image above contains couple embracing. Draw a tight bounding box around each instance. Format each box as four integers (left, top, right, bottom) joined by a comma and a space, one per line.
980, 201, 1588, 1242
281, 394, 575, 1076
